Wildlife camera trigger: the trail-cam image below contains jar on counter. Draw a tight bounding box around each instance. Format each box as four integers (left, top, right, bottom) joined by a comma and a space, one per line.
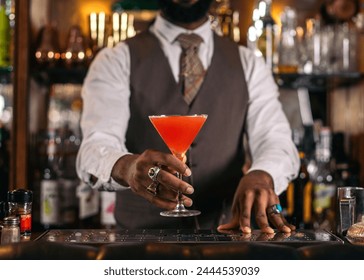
7, 189, 33, 237
1, 216, 20, 245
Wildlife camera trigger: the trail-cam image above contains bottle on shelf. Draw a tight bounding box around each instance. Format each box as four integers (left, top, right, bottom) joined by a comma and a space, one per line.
34, 24, 61, 68
39, 129, 61, 230
0, 124, 10, 203
311, 126, 337, 231
210, 0, 240, 43
0, 0, 12, 69
275, 6, 300, 74
283, 128, 314, 229
57, 126, 80, 229
62, 25, 90, 68
332, 132, 360, 188
255, 0, 277, 69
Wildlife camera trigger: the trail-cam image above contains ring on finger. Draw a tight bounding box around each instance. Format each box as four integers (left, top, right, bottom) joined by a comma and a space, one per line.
146, 181, 160, 196
148, 166, 161, 182
267, 204, 282, 215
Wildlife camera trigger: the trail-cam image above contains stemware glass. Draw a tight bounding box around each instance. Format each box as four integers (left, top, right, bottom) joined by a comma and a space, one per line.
149, 114, 207, 217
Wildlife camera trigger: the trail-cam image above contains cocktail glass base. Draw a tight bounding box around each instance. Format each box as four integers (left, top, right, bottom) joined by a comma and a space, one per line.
160, 209, 201, 217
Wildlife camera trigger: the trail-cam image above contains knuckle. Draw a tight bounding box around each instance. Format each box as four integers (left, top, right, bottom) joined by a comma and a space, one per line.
241, 212, 251, 220
142, 149, 154, 158
256, 212, 267, 219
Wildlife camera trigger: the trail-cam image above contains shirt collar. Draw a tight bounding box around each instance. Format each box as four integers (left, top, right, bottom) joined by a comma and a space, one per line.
153, 13, 212, 45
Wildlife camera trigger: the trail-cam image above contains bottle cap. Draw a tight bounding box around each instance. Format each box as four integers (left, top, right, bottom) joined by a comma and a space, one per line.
3, 216, 20, 226
7, 189, 33, 203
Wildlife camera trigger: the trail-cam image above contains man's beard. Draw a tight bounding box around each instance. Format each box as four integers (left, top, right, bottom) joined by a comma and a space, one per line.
158, 0, 214, 24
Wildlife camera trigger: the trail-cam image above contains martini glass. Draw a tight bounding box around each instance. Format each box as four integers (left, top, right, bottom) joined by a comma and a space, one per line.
149, 114, 207, 217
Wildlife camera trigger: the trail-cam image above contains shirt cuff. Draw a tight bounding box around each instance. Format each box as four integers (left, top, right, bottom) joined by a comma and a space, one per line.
86, 151, 132, 192
93, 177, 130, 192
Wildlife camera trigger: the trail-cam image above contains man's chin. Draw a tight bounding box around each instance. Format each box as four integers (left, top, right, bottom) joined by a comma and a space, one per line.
159, 0, 213, 24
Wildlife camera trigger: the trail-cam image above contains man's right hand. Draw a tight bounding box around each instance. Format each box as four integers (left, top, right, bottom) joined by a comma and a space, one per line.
110, 149, 194, 209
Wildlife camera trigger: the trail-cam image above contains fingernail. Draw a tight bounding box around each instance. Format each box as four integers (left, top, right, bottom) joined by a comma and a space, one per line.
184, 168, 191, 177
265, 226, 275, 234
184, 199, 193, 207
242, 226, 251, 233
282, 225, 291, 233
186, 186, 194, 194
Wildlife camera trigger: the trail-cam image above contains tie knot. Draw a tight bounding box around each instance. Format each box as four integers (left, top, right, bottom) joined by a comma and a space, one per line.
176, 33, 203, 51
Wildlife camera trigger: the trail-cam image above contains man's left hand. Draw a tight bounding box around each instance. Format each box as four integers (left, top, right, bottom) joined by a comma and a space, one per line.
217, 170, 295, 234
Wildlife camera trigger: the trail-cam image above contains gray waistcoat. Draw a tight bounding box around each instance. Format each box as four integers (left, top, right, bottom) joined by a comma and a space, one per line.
115, 31, 249, 229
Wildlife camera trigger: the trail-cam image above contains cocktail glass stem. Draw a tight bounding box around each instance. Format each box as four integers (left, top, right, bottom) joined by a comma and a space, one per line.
174, 172, 187, 212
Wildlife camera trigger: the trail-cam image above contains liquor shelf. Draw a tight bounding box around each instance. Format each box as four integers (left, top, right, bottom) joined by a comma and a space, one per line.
274, 72, 363, 91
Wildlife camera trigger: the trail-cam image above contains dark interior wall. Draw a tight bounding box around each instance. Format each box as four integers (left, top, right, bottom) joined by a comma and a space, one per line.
30, 0, 324, 48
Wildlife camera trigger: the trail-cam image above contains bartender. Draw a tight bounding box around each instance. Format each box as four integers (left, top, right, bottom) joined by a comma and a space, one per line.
76, 0, 300, 233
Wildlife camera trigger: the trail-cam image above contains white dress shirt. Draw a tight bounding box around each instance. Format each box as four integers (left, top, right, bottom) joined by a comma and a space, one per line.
76, 13, 300, 195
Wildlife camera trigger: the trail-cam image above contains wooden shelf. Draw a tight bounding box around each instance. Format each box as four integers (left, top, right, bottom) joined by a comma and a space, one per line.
32, 67, 88, 85
274, 72, 363, 91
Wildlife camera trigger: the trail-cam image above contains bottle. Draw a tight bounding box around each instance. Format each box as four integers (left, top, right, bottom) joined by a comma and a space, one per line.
39, 130, 60, 229
311, 127, 336, 231
34, 24, 61, 68
7, 189, 33, 238
332, 132, 360, 188
57, 127, 80, 228
62, 25, 87, 68
283, 128, 313, 229
0, 125, 10, 203
0, 0, 10, 68
1, 216, 20, 244
210, 0, 237, 41
275, 6, 300, 74
286, 151, 313, 229
255, 0, 277, 69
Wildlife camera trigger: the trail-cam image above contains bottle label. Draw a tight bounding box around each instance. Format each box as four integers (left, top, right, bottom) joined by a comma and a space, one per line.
313, 183, 336, 211
0, 6, 10, 67
40, 180, 59, 225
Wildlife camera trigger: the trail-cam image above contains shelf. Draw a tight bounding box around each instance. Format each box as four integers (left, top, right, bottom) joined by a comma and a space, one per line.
274, 72, 363, 91
32, 67, 88, 85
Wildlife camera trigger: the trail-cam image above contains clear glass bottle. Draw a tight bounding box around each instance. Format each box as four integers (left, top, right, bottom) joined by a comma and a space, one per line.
255, 0, 277, 69
275, 6, 300, 73
311, 127, 336, 231
1, 216, 20, 244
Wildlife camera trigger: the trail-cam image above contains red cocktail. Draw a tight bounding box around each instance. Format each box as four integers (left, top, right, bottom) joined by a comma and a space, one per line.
149, 114, 207, 217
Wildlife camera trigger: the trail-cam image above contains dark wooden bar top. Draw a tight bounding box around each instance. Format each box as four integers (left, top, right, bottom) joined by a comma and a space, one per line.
1, 228, 364, 260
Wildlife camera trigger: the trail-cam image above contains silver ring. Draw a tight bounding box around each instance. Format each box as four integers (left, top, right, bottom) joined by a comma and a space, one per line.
146, 182, 159, 196
148, 166, 161, 182
267, 204, 282, 215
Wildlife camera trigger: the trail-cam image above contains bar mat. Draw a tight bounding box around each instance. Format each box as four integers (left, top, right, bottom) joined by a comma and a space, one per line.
35, 229, 344, 246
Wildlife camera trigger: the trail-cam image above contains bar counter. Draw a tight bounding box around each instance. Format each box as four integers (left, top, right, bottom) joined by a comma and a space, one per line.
1, 229, 364, 260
